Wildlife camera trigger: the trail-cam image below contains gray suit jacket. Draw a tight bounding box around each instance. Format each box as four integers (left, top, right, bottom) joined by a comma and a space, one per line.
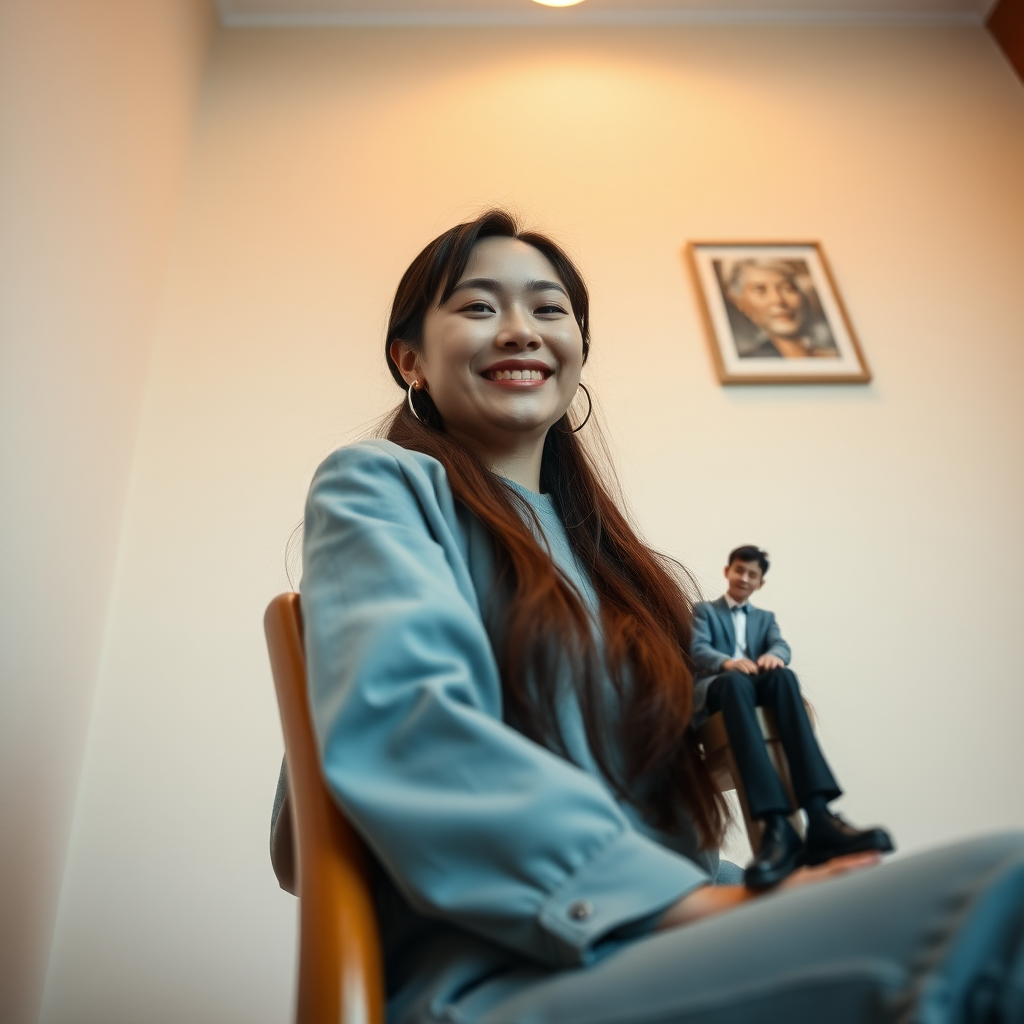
691, 596, 792, 716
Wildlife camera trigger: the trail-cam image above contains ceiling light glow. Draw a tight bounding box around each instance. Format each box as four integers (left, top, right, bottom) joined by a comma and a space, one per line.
531, 0, 587, 6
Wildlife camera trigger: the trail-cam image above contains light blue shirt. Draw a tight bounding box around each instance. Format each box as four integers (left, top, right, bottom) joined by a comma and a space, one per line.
300, 439, 715, 998
724, 594, 749, 660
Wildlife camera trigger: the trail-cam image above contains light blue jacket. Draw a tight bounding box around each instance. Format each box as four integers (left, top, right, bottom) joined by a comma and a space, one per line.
300, 440, 718, 1009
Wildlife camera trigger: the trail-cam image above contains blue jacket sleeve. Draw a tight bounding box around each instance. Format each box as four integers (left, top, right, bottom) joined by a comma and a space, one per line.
300, 443, 709, 968
691, 602, 728, 677
763, 612, 792, 664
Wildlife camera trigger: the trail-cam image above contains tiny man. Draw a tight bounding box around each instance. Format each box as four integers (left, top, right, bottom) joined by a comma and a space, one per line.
692, 545, 893, 888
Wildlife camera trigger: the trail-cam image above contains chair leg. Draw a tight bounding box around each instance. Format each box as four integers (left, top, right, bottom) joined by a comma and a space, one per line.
721, 742, 764, 855
698, 707, 810, 859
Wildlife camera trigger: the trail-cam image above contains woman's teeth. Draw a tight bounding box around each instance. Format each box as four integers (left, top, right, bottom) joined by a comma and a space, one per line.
487, 369, 546, 381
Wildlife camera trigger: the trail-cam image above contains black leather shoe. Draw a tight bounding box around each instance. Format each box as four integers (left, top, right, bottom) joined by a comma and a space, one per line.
745, 815, 804, 889
805, 811, 895, 866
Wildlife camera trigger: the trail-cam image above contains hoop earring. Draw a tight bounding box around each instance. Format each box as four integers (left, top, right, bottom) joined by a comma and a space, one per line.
570, 383, 592, 433
406, 379, 424, 422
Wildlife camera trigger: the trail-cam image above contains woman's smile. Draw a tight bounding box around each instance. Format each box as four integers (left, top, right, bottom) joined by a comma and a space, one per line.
393, 235, 585, 472
482, 359, 554, 386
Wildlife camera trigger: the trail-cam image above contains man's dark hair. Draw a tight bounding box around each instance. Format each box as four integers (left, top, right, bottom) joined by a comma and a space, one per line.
728, 545, 770, 576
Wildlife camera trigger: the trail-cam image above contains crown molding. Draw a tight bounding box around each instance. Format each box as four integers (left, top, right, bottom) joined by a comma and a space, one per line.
216, 3, 988, 29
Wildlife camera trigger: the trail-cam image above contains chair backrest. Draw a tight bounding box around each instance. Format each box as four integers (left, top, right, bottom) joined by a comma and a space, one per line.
264, 592, 385, 1024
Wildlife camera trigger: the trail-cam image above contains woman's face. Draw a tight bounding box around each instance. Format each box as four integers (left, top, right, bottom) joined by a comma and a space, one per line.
733, 267, 805, 339
396, 236, 585, 457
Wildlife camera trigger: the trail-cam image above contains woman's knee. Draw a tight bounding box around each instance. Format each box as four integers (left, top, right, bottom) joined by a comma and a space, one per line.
934, 832, 1024, 876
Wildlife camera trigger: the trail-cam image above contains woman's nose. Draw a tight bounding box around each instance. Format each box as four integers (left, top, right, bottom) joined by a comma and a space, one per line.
496, 310, 540, 349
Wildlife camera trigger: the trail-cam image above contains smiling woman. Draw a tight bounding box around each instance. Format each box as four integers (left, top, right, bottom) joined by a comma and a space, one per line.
295, 209, 1024, 1024
362, 210, 721, 838
388, 235, 585, 491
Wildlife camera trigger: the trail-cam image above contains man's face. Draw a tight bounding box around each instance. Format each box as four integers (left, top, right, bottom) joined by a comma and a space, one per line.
733, 267, 804, 338
725, 559, 764, 603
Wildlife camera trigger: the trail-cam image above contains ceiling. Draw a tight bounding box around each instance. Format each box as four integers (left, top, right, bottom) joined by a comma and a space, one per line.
217, 0, 998, 28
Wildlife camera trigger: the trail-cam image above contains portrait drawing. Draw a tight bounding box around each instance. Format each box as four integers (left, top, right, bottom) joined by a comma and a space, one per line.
688, 242, 871, 384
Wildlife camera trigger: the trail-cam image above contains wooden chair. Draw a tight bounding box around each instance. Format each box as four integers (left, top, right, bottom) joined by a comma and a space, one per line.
696, 703, 815, 854
264, 592, 386, 1024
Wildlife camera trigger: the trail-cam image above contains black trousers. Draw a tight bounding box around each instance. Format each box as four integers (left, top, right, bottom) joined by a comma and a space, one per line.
705, 667, 841, 820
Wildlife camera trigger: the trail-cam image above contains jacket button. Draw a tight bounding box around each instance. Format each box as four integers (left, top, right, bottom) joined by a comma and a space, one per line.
568, 900, 593, 921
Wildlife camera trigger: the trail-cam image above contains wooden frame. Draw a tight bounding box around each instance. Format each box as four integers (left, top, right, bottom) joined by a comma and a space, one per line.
687, 241, 871, 385
265, 593, 385, 1024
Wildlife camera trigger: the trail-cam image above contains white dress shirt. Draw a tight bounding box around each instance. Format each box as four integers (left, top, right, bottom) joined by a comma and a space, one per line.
724, 594, 749, 661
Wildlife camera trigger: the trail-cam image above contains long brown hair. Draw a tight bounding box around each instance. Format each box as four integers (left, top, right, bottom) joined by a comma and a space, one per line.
384, 210, 726, 847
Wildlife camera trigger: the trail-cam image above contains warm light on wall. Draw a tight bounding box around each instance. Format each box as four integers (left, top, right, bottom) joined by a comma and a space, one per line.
531, 0, 587, 6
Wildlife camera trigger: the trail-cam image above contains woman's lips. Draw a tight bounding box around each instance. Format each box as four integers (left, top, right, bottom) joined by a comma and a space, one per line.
482, 366, 552, 388
485, 368, 547, 382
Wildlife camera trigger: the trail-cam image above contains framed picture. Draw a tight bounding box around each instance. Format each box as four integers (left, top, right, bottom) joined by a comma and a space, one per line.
687, 242, 871, 385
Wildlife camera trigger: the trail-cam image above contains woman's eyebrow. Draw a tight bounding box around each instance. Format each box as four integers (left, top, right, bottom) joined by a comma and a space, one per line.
451, 277, 568, 297
450, 277, 500, 295
528, 279, 569, 297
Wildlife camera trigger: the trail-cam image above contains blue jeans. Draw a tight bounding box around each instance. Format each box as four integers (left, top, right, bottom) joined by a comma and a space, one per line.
428, 834, 1024, 1024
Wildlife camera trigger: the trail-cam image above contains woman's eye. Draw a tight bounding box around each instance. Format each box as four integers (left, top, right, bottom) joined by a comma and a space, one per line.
461, 301, 494, 314
536, 304, 567, 315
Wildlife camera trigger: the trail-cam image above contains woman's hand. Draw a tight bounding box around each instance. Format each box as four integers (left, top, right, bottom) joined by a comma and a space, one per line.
778, 851, 881, 890
656, 851, 882, 931
655, 884, 754, 930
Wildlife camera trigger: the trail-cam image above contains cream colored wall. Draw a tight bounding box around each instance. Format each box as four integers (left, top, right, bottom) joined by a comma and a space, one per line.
40, 23, 1024, 1024
0, 2, 214, 1022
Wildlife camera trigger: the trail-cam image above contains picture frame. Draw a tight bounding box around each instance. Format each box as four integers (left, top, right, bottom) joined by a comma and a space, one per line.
686, 241, 871, 385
